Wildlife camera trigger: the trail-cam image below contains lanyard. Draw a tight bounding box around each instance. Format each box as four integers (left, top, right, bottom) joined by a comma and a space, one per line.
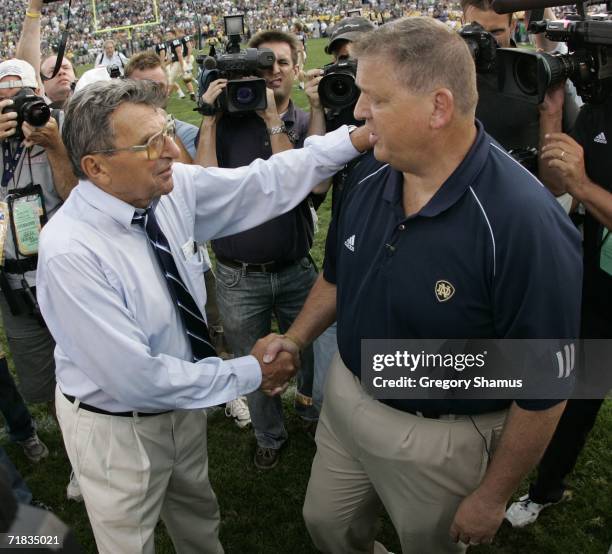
2, 141, 25, 189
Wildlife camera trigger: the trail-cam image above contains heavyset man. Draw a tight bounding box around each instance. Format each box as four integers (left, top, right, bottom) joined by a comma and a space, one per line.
264, 17, 582, 553
36, 79, 367, 553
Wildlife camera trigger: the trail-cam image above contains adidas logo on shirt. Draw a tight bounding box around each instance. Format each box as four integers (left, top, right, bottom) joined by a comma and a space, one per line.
594, 132, 608, 144
344, 235, 356, 252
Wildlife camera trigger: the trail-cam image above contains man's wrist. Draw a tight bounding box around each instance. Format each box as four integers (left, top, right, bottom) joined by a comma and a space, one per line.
263, 114, 283, 127
283, 333, 304, 352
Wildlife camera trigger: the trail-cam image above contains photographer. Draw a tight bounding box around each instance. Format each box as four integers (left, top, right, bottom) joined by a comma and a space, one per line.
461, 0, 580, 175
0, 59, 76, 431
305, 16, 375, 137
95, 40, 128, 76
505, 82, 612, 527
197, 30, 319, 469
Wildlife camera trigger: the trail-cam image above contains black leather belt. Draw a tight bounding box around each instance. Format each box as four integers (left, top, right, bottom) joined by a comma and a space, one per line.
63, 392, 171, 417
217, 256, 300, 274
3, 257, 38, 274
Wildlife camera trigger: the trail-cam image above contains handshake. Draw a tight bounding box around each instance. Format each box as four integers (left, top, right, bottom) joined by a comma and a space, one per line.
250, 333, 303, 396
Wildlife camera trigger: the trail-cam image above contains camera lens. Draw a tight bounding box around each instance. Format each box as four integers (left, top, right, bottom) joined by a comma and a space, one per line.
319, 73, 360, 110
22, 100, 51, 127
235, 85, 256, 106
513, 56, 539, 96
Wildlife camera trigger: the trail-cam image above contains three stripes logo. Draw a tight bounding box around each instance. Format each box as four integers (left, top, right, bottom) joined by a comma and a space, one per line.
556, 343, 576, 379
594, 132, 608, 144
344, 234, 356, 252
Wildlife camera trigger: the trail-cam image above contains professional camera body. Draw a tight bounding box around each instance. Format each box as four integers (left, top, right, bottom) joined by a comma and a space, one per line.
1, 88, 51, 139
459, 22, 498, 73
319, 58, 360, 111
196, 15, 275, 115
494, 0, 612, 103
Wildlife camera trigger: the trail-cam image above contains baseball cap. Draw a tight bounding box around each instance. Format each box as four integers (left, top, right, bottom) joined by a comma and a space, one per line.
74, 67, 111, 94
0, 59, 38, 89
325, 17, 375, 54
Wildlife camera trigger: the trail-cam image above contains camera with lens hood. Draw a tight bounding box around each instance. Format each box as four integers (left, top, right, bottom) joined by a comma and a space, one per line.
318, 57, 360, 111
196, 15, 275, 115
1, 88, 51, 139
459, 22, 499, 73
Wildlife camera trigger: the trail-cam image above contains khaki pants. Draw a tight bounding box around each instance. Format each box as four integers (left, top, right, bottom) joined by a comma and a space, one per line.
303, 355, 507, 554
56, 387, 224, 554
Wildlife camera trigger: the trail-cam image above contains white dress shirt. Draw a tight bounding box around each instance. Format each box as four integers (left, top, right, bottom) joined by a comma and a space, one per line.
37, 126, 359, 412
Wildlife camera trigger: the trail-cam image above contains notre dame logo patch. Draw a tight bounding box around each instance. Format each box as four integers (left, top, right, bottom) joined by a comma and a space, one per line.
435, 280, 455, 302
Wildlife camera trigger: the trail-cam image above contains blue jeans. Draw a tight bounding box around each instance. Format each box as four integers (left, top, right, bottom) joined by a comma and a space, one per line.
216, 258, 318, 449
312, 322, 338, 415
0, 445, 32, 504
0, 357, 35, 443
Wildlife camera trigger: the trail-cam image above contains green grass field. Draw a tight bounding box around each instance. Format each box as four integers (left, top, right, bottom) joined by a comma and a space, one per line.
1, 38, 610, 553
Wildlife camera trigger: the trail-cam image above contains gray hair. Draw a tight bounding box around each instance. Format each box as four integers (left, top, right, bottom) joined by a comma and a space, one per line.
352, 17, 478, 116
62, 79, 166, 179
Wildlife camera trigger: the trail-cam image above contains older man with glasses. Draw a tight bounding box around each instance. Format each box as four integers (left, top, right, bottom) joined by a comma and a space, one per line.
36, 79, 368, 554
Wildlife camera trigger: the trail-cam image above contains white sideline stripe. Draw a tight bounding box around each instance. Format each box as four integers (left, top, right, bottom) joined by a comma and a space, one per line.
468, 186, 496, 277
358, 163, 389, 185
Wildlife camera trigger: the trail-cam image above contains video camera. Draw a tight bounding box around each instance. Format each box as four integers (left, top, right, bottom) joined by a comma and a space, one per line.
459, 22, 498, 73
319, 58, 360, 111
1, 88, 51, 140
196, 14, 275, 115
493, 0, 612, 103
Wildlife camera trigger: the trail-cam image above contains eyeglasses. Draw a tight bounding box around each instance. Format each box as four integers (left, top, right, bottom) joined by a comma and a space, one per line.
91, 115, 177, 160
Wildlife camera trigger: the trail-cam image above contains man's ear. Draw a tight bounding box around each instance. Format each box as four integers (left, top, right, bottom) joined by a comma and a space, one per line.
81, 154, 112, 187
430, 88, 454, 130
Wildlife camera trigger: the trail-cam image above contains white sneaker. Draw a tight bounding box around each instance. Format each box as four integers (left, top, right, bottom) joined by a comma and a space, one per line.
225, 397, 251, 428
66, 471, 83, 502
505, 494, 554, 527
17, 433, 49, 463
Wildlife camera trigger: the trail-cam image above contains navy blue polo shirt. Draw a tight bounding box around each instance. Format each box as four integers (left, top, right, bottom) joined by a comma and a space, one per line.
324, 122, 583, 414
212, 101, 313, 263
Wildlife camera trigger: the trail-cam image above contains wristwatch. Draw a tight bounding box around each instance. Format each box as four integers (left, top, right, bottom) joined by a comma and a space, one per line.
267, 124, 287, 136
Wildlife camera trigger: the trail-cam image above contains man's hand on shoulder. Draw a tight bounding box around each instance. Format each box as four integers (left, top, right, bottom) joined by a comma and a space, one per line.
349, 125, 370, 153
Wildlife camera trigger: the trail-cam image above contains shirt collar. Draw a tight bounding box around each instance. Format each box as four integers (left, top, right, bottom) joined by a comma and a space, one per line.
77, 179, 141, 231
281, 100, 296, 127
382, 120, 489, 218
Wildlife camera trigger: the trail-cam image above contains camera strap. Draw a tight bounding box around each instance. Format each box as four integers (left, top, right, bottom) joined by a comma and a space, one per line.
41, 0, 73, 81
2, 142, 25, 189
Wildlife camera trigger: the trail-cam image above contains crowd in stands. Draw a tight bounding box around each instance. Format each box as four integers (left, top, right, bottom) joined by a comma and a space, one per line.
0, 0, 466, 64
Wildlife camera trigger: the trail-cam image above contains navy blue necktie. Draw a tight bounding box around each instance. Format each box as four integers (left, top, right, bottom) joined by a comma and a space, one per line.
132, 208, 217, 361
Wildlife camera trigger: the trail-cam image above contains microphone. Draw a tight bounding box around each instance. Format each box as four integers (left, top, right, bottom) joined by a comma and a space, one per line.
492, 0, 576, 14
202, 56, 217, 71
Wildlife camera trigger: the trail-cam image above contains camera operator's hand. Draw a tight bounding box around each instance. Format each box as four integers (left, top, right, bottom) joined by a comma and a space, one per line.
21, 117, 61, 150
256, 87, 282, 128
305, 68, 324, 110
539, 81, 565, 118
0, 100, 18, 140
201, 79, 227, 107
541, 132, 591, 199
